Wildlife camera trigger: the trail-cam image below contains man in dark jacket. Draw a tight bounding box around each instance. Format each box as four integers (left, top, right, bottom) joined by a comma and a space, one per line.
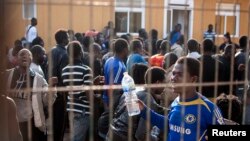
106, 67, 168, 141
48, 29, 69, 141
200, 39, 225, 99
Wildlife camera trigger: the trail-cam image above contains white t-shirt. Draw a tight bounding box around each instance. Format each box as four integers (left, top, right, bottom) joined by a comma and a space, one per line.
30, 62, 44, 78
171, 43, 184, 58
187, 52, 201, 60
25, 25, 37, 43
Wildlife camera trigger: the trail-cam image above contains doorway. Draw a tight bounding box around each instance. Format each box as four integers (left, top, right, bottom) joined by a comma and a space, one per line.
164, 9, 192, 41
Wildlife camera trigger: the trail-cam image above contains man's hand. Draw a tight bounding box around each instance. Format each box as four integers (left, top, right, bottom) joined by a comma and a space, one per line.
238, 64, 245, 71
137, 99, 147, 111
93, 75, 104, 85
49, 77, 58, 87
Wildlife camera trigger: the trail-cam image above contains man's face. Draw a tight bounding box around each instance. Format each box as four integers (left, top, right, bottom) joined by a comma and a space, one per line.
223, 37, 229, 43
170, 63, 193, 94
38, 49, 46, 65
209, 25, 213, 31
122, 47, 129, 60
18, 49, 32, 68
64, 33, 70, 46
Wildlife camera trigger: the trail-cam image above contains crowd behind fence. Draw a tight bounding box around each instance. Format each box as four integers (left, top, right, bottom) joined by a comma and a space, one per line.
1, 0, 250, 141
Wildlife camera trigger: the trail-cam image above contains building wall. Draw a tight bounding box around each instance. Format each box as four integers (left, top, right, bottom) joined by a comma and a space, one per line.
145, 0, 164, 39
193, 0, 249, 46
3, 0, 249, 52
39, 2, 113, 50
3, 0, 114, 51
4, 1, 27, 50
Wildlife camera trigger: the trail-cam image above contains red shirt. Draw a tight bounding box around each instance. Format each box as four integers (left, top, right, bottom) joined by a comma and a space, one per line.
149, 54, 164, 67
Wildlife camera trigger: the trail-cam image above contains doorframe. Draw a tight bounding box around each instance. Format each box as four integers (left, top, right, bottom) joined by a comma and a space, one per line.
163, 0, 194, 39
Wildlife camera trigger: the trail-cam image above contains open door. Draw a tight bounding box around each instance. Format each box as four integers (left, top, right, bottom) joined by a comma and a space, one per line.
163, 0, 193, 40
172, 9, 190, 41
164, 9, 191, 41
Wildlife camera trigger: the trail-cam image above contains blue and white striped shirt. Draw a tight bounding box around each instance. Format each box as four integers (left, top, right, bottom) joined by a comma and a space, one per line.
203, 31, 216, 42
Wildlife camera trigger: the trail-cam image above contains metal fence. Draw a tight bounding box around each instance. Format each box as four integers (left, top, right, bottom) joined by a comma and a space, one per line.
1, 0, 250, 141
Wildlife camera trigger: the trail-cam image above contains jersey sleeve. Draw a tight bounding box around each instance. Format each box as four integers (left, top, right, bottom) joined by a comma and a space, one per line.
140, 107, 167, 130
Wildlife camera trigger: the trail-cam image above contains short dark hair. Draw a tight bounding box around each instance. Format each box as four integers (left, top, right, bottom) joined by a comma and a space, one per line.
224, 44, 235, 56
187, 39, 199, 52
32, 36, 44, 47
31, 17, 37, 25
224, 32, 231, 40
135, 37, 144, 45
75, 32, 84, 44
114, 38, 128, 54
12, 40, 23, 56
31, 17, 37, 22
150, 29, 158, 39
176, 57, 200, 77
163, 53, 178, 70
202, 39, 214, 52
30, 45, 44, 58
216, 94, 242, 124
83, 36, 93, 50
138, 28, 148, 39
55, 29, 68, 44
145, 67, 166, 84
131, 63, 149, 84
14, 39, 22, 47
130, 39, 142, 52
156, 39, 163, 51
160, 40, 171, 52
67, 41, 82, 58
239, 36, 248, 48
93, 43, 101, 53
175, 23, 182, 29
120, 34, 129, 43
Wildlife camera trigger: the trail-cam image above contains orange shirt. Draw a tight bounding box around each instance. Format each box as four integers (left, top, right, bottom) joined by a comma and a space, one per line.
149, 54, 164, 67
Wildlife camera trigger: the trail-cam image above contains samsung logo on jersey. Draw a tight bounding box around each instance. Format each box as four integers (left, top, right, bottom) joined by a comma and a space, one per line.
169, 124, 191, 135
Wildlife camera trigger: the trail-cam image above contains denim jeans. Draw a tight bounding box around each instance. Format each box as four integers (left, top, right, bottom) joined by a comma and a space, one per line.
69, 112, 90, 141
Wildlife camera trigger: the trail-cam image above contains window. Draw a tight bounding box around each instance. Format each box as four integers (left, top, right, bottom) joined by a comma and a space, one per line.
115, 0, 145, 35
23, 0, 36, 19
215, 3, 240, 37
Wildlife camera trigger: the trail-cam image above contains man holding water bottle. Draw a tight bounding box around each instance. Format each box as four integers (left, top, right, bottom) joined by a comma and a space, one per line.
137, 57, 224, 141
106, 67, 168, 141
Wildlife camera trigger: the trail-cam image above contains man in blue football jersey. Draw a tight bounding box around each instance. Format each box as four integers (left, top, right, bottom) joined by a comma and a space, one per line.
138, 57, 224, 141
103, 38, 129, 107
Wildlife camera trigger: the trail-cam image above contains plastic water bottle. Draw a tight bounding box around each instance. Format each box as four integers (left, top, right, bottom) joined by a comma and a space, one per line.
122, 72, 141, 116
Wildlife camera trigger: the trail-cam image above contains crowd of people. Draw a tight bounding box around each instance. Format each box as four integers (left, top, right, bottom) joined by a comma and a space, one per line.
1, 17, 250, 141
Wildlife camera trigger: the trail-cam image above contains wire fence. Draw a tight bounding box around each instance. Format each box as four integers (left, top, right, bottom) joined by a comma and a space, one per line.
1, 0, 250, 141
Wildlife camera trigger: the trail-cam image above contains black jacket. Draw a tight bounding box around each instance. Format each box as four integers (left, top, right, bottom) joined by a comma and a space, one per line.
49, 44, 68, 86
200, 55, 226, 97
109, 89, 168, 141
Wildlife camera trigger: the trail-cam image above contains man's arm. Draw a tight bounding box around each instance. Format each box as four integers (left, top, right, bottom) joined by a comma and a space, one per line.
83, 67, 94, 100
138, 100, 167, 130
